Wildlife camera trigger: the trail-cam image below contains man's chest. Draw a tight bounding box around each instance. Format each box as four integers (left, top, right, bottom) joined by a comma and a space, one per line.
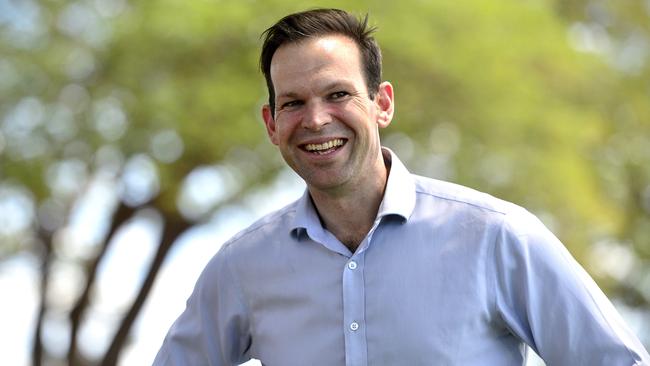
237, 230, 522, 365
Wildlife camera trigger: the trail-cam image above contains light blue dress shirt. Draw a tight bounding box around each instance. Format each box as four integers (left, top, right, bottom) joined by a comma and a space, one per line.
154, 149, 649, 366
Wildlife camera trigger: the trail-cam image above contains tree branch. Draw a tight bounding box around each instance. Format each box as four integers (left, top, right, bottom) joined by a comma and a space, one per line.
31, 230, 53, 366
100, 213, 191, 366
67, 202, 137, 366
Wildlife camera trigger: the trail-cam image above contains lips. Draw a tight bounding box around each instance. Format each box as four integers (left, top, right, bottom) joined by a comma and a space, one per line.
301, 138, 346, 155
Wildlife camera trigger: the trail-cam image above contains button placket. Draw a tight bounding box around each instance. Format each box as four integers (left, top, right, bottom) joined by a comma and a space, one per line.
342, 252, 367, 365
342, 220, 382, 365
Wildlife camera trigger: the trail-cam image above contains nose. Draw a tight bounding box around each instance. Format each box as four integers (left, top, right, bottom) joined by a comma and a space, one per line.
301, 101, 330, 131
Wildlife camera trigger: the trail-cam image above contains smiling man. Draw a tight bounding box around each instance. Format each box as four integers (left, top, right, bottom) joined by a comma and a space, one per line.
153, 9, 649, 366
262, 33, 393, 250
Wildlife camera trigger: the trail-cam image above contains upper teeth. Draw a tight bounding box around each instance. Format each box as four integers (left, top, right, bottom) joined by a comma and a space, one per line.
305, 139, 344, 151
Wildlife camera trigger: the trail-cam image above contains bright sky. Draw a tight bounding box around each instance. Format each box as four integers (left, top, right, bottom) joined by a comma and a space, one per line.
0, 168, 304, 365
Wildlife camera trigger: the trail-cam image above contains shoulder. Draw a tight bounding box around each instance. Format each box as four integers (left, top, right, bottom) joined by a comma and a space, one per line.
199, 199, 300, 279
412, 174, 525, 217
410, 174, 549, 240
222, 199, 299, 252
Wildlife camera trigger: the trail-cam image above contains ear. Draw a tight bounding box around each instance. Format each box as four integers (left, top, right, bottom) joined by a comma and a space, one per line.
262, 104, 279, 146
375, 81, 394, 128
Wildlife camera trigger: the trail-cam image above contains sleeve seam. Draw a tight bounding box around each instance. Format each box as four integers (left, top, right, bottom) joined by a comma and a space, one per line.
487, 214, 501, 329
547, 237, 641, 362
222, 243, 255, 356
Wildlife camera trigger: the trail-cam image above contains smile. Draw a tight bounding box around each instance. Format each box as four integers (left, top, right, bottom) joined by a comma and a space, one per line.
302, 138, 346, 155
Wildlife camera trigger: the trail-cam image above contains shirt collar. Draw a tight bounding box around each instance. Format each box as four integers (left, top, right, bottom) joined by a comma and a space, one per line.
291, 147, 416, 235
293, 190, 322, 236
377, 147, 416, 221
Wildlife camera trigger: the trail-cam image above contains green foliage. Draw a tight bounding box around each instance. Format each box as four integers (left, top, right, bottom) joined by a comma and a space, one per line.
2, 0, 649, 362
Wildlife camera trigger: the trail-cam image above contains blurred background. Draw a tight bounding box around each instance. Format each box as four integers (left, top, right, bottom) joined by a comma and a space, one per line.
1, 0, 649, 365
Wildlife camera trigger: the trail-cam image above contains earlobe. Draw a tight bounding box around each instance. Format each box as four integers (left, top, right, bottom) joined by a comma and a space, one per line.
376, 81, 394, 128
262, 105, 280, 145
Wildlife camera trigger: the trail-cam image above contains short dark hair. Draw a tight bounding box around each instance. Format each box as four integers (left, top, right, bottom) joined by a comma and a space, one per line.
260, 8, 382, 114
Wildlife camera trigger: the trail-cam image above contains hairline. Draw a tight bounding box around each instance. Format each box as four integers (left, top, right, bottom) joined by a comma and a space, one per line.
267, 33, 375, 113
260, 9, 381, 117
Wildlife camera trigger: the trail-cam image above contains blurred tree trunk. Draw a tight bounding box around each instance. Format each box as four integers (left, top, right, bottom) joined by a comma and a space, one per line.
68, 202, 136, 366
101, 211, 191, 366
31, 230, 53, 366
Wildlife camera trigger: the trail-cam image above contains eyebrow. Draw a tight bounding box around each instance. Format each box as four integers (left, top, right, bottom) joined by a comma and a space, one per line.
276, 81, 356, 100
322, 81, 354, 92
276, 91, 300, 100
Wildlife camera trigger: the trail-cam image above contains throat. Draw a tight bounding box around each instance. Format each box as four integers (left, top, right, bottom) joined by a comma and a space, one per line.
340, 235, 364, 253
309, 195, 371, 253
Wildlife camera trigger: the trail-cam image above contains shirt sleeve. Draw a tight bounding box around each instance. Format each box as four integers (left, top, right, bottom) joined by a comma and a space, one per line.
153, 243, 252, 366
492, 208, 650, 365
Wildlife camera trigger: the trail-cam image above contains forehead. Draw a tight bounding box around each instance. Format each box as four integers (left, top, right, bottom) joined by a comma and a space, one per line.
269, 35, 364, 91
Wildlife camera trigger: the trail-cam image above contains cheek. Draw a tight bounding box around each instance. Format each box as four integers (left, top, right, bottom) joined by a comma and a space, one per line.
347, 98, 374, 119
273, 118, 298, 143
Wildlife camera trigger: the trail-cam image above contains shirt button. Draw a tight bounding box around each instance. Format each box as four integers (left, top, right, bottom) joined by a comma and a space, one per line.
347, 261, 357, 270
350, 322, 359, 331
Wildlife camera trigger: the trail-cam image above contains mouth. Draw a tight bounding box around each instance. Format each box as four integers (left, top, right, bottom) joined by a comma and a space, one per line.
300, 138, 347, 155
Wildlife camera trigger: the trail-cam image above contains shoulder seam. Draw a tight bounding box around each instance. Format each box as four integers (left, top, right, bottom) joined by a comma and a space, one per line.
414, 187, 509, 216
223, 206, 297, 250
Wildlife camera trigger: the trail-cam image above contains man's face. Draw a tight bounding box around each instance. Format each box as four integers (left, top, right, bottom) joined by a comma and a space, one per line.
262, 35, 394, 194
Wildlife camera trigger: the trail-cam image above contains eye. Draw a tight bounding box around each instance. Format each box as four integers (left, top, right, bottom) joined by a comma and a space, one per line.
329, 91, 349, 100
280, 100, 302, 109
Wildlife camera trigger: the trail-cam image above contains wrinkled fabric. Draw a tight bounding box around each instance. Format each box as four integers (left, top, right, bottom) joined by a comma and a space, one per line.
154, 149, 649, 366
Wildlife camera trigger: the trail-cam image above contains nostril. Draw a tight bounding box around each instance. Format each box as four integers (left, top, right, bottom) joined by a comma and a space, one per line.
301, 103, 331, 130
301, 119, 330, 131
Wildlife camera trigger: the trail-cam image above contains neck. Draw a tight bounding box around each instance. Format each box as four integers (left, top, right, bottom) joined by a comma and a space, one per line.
309, 156, 389, 252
